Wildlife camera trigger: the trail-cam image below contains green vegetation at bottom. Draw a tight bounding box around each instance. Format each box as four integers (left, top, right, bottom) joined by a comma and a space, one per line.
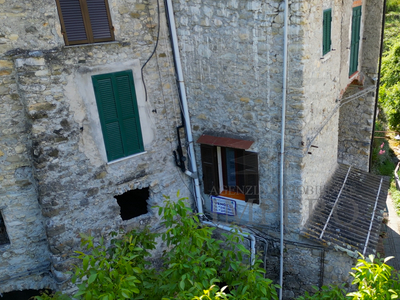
35, 194, 400, 300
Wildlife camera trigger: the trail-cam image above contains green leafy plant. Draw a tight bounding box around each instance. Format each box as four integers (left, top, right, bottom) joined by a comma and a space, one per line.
34, 291, 70, 300
155, 193, 279, 300
71, 228, 157, 300
387, 0, 400, 13
190, 285, 230, 300
296, 254, 400, 300
35, 193, 279, 300
347, 254, 400, 299
296, 284, 348, 300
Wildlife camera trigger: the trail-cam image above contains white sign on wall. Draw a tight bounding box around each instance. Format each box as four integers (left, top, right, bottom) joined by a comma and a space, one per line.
211, 196, 237, 216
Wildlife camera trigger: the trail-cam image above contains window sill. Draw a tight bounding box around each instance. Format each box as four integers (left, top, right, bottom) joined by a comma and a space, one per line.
320, 53, 332, 63
219, 190, 245, 201
63, 40, 126, 49
214, 194, 260, 206
107, 151, 147, 165
349, 71, 359, 79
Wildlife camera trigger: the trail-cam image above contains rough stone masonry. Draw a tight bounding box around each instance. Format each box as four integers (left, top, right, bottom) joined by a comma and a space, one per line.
0, 0, 190, 293
0, 0, 384, 298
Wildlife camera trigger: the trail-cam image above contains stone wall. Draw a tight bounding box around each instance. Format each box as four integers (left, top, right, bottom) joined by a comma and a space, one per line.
338, 84, 376, 170
172, 0, 307, 234
263, 237, 355, 299
297, 0, 346, 228
0, 0, 384, 295
297, 0, 382, 219
337, 0, 383, 171
0, 0, 191, 292
171, 0, 383, 236
0, 58, 53, 292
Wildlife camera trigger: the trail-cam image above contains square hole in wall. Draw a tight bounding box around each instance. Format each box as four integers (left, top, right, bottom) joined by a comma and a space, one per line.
0, 212, 10, 245
115, 188, 149, 220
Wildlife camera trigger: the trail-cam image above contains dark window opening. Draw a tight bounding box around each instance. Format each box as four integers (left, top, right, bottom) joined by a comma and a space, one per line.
221, 147, 245, 193
1, 289, 52, 300
0, 213, 10, 245
200, 144, 260, 204
115, 188, 149, 220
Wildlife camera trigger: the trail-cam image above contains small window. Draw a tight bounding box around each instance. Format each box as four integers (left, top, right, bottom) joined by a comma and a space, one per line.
323, 9, 332, 55
115, 188, 149, 220
55, 0, 114, 46
0, 213, 10, 245
92, 70, 144, 162
200, 144, 259, 204
349, 6, 362, 76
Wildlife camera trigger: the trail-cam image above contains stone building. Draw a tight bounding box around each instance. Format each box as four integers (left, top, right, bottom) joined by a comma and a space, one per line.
0, 0, 387, 298
175, 0, 388, 297
0, 0, 188, 294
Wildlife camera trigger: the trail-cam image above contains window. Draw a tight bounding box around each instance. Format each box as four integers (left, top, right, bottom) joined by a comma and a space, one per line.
200, 144, 259, 204
115, 188, 149, 220
323, 9, 332, 55
0, 212, 9, 245
349, 6, 362, 76
55, 0, 114, 46
92, 70, 144, 162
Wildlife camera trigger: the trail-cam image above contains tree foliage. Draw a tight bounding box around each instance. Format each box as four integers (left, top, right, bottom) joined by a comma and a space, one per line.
36, 194, 279, 300
35, 194, 400, 300
378, 6, 400, 130
379, 40, 400, 130
297, 254, 400, 300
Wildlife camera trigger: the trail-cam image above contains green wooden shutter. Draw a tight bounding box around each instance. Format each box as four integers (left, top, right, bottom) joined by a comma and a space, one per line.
244, 151, 259, 204
323, 9, 332, 55
349, 6, 362, 76
201, 144, 219, 196
92, 70, 144, 162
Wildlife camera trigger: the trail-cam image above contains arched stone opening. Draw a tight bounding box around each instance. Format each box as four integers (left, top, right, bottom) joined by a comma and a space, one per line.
337, 79, 375, 171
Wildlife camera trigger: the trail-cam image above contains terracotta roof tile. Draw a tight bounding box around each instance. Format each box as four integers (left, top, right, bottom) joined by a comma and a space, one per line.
196, 134, 254, 150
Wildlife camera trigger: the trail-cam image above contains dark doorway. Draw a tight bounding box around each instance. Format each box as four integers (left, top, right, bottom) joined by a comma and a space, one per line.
0, 212, 10, 245
114, 188, 149, 220
0, 289, 52, 300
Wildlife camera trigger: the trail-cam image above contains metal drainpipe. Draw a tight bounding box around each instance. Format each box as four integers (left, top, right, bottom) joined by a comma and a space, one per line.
164, 0, 257, 265
279, 0, 289, 298
165, 0, 203, 215
203, 221, 256, 265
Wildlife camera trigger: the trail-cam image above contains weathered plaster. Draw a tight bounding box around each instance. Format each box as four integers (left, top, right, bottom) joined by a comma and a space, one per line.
69, 59, 156, 166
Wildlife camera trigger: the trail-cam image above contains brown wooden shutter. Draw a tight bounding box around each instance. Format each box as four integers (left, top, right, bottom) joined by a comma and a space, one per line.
244, 151, 259, 204
55, 0, 114, 45
86, 0, 114, 42
56, 0, 90, 45
200, 144, 219, 196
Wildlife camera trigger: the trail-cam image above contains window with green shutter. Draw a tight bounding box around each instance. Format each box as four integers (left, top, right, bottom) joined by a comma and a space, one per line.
92, 70, 144, 162
349, 6, 362, 76
323, 9, 332, 55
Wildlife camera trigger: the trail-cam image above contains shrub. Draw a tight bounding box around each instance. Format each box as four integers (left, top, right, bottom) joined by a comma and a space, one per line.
35, 194, 279, 300
387, 0, 400, 13
296, 254, 400, 300
348, 254, 400, 299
